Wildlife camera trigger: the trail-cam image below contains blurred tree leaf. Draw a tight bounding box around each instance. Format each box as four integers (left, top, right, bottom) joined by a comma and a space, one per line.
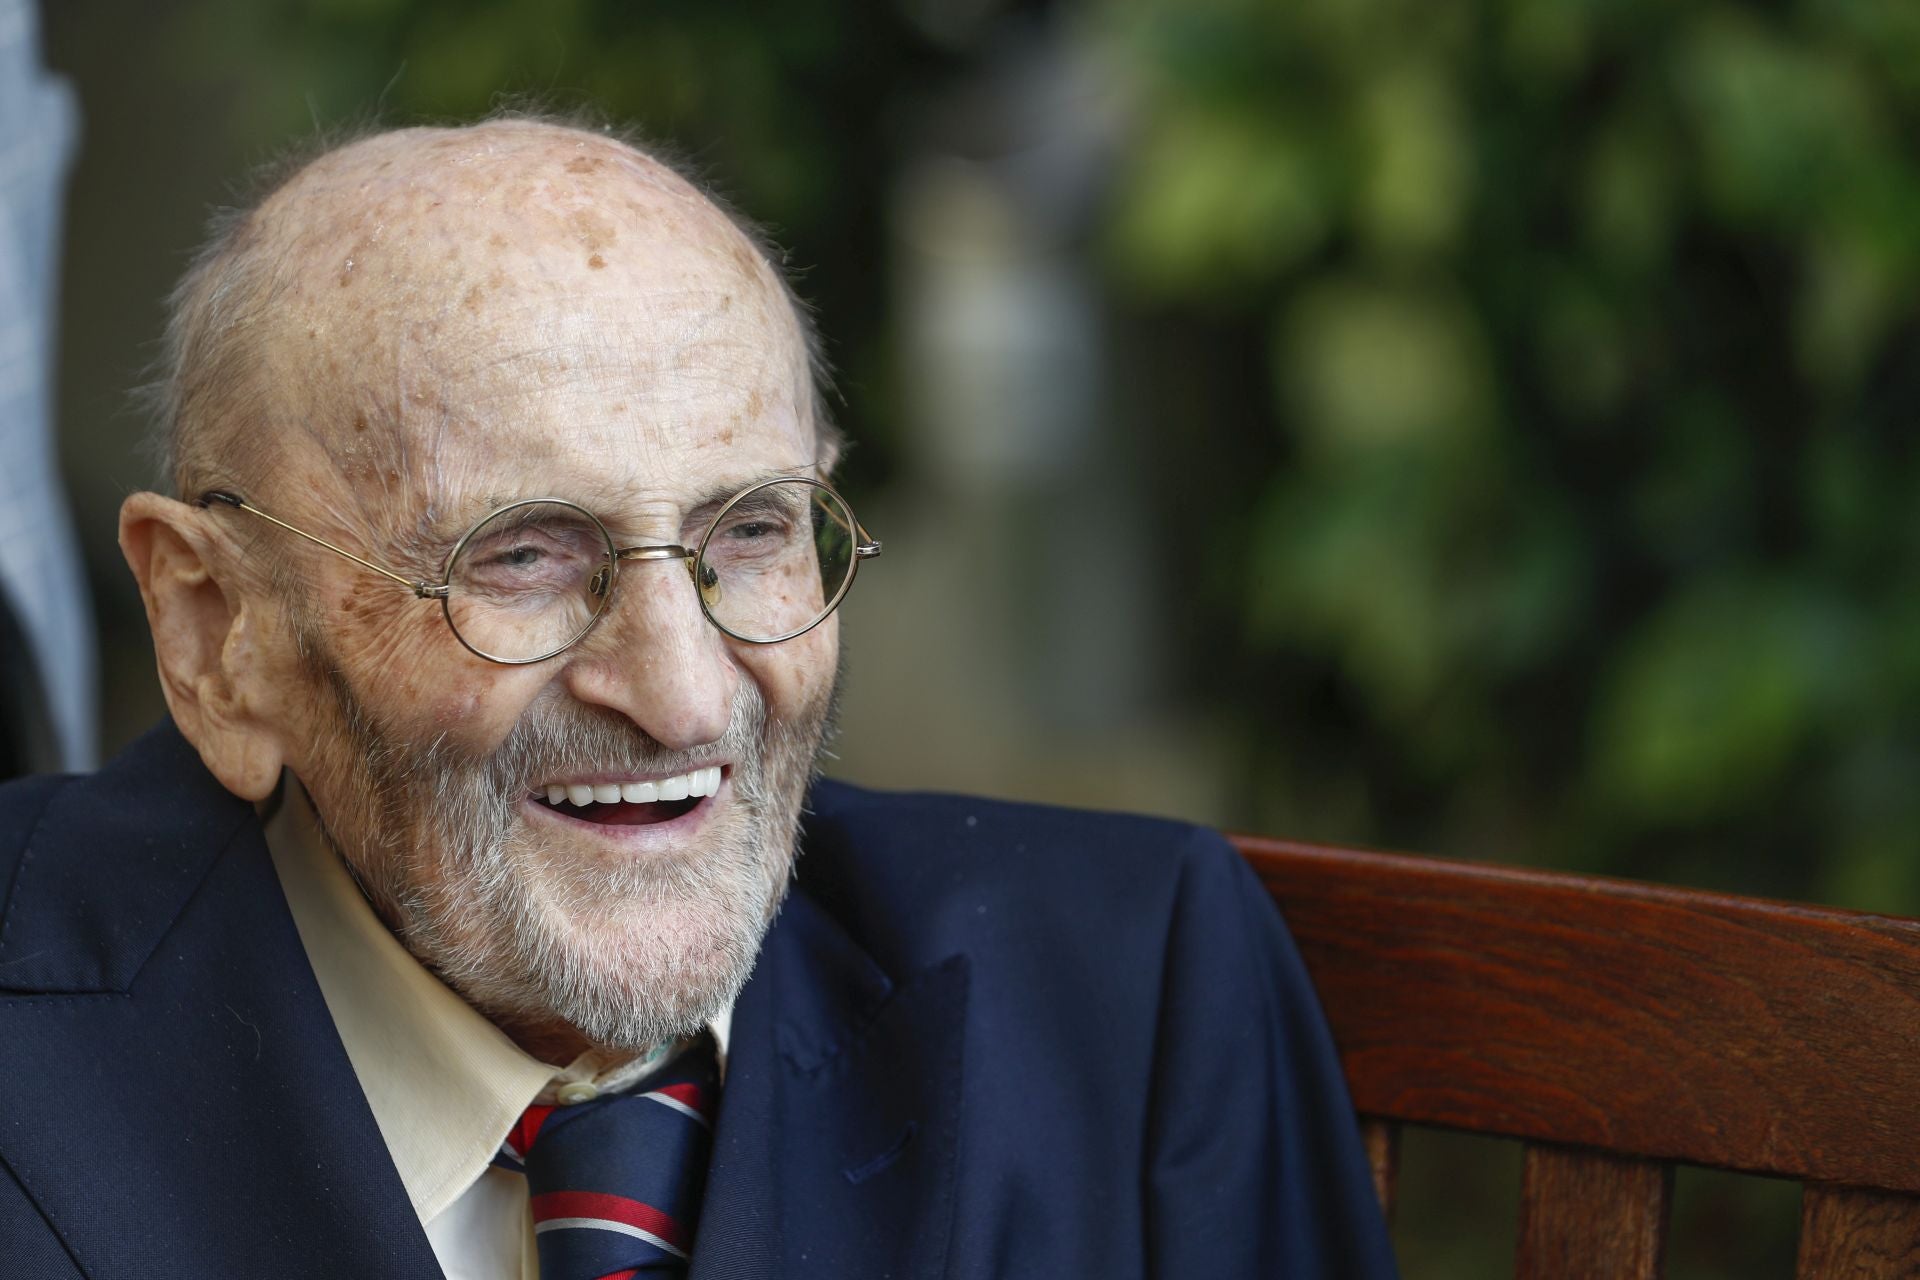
1588, 577, 1859, 822
1108, 107, 1331, 298
1277, 277, 1493, 451
1357, 60, 1471, 259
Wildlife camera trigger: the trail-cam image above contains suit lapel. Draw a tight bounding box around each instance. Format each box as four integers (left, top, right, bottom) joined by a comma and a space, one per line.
0, 724, 442, 1277
693, 889, 971, 1280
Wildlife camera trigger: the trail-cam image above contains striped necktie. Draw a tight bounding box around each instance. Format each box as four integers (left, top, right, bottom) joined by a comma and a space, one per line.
493, 1033, 720, 1279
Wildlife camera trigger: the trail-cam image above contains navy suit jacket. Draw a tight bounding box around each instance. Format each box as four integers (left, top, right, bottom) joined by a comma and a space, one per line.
0, 721, 1399, 1278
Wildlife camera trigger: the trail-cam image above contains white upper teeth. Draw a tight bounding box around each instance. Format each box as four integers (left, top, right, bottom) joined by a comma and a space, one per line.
543, 765, 722, 807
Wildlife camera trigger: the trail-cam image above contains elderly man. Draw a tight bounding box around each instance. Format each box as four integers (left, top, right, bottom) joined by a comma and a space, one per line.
0, 119, 1396, 1278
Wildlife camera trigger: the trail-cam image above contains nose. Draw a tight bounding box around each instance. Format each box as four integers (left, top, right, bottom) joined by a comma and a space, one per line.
559, 556, 738, 750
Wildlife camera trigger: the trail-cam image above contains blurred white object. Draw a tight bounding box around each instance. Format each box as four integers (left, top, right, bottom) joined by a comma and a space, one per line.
0, 0, 95, 770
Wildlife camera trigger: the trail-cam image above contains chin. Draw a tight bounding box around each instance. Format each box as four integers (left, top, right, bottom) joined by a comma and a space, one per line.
415, 800, 794, 1053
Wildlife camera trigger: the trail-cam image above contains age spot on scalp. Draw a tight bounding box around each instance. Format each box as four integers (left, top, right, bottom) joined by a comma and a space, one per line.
569, 209, 616, 254
565, 155, 606, 175
588, 254, 606, 270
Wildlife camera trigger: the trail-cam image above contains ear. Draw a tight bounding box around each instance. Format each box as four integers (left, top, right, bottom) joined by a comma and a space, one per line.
119, 492, 291, 801
814, 416, 845, 481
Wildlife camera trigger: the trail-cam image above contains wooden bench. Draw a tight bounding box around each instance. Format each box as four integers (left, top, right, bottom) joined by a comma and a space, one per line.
1232, 835, 1920, 1279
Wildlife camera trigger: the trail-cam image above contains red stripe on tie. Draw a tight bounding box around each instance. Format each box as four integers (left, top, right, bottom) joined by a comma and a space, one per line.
655, 1082, 705, 1115
596, 1272, 639, 1280
530, 1191, 687, 1251
506, 1104, 556, 1157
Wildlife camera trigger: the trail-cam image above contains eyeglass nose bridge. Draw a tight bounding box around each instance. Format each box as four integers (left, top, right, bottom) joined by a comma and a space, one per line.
593, 543, 721, 603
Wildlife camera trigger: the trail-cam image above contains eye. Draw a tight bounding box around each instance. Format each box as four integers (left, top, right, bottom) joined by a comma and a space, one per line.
452, 508, 609, 599
474, 535, 567, 573
713, 492, 802, 541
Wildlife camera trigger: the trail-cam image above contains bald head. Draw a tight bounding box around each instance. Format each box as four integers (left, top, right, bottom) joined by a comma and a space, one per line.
151, 118, 834, 514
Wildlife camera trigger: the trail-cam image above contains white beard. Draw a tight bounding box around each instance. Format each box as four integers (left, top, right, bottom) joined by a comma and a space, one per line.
299, 669, 831, 1052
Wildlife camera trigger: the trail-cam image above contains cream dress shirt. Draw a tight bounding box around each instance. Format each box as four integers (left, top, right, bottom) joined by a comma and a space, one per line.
264, 778, 731, 1280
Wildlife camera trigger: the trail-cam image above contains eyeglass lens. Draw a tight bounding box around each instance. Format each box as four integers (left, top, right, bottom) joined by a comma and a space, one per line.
698, 480, 855, 643
442, 481, 857, 661
445, 500, 615, 662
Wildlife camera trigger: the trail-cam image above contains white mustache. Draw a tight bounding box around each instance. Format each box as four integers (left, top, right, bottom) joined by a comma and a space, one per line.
410, 683, 771, 814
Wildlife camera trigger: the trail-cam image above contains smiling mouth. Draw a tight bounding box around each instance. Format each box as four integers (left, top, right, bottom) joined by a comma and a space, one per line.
530, 765, 724, 827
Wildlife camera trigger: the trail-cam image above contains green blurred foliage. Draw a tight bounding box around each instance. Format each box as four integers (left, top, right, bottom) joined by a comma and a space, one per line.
1098, 0, 1920, 910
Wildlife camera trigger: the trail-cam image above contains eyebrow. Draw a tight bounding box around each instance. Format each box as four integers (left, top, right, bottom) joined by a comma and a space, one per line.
679, 464, 818, 515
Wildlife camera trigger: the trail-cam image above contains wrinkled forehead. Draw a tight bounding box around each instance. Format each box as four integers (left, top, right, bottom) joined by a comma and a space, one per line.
253, 124, 813, 516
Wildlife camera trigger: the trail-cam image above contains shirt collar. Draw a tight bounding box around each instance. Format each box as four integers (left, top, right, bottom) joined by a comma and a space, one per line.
263, 775, 730, 1223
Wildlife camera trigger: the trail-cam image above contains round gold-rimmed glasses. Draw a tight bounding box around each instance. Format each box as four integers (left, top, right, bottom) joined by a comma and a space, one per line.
194, 477, 881, 664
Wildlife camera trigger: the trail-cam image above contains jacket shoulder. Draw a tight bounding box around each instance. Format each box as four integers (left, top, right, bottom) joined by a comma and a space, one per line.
799, 778, 1252, 973
0, 770, 74, 918
806, 777, 1225, 863
0, 721, 258, 994
804, 777, 1236, 885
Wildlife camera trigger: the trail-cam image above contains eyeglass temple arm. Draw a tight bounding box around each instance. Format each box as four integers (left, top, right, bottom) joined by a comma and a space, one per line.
850, 508, 881, 558
826, 503, 882, 560
194, 490, 450, 600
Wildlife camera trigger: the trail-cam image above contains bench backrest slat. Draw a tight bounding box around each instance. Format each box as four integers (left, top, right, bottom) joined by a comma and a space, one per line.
1516, 1146, 1669, 1280
1235, 836, 1920, 1191
1797, 1186, 1920, 1279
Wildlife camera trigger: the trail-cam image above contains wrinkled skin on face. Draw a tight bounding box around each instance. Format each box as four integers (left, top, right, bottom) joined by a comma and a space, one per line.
157, 123, 839, 1063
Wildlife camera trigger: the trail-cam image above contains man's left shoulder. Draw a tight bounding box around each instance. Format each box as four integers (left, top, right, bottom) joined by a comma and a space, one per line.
799, 778, 1263, 970
805, 777, 1244, 891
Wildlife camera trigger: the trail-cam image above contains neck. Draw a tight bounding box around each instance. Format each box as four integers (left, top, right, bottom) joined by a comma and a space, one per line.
496, 1015, 599, 1068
